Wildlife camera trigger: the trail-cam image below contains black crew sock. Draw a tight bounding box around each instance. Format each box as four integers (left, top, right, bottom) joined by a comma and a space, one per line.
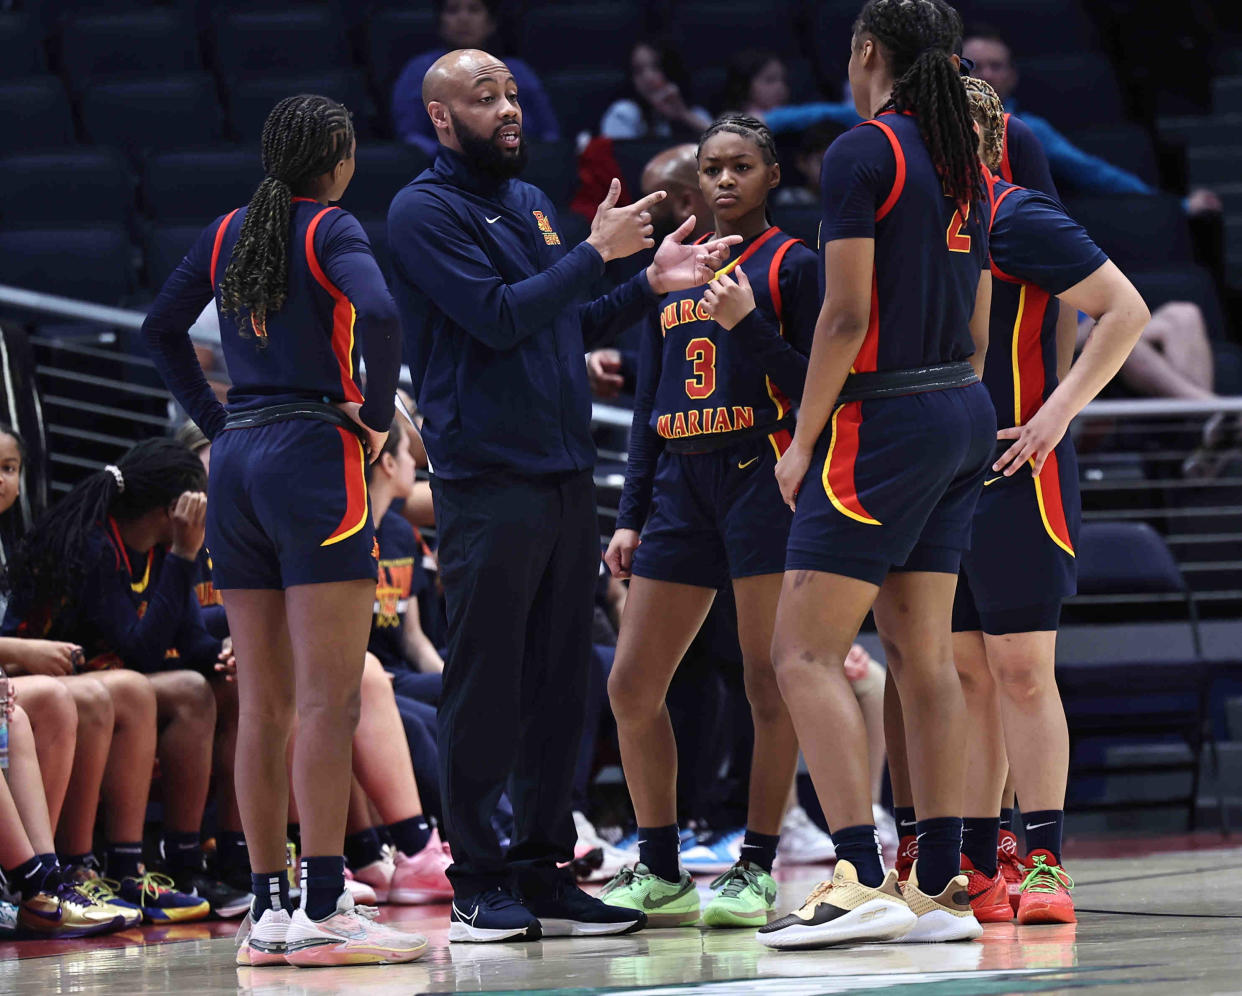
63, 852, 100, 876
4, 855, 53, 901
343, 828, 384, 871
387, 815, 432, 857
251, 870, 292, 916
300, 855, 345, 921
1021, 809, 1064, 863
218, 831, 250, 878
831, 824, 884, 887
914, 817, 962, 895
37, 853, 60, 875
961, 817, 999, 876
637, 825, 681, 883
738, 829, 780, 873
162, 830, 203, 876
894, 806, 917, 838
105, 842, 144, 880
999, 807, 1014, 834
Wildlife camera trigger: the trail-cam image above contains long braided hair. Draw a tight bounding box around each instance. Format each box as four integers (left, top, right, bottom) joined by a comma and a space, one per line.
963, 76, 1005, 173
218, 94, 354, 341
854, 0, 982, 210
2, 439, 206, 635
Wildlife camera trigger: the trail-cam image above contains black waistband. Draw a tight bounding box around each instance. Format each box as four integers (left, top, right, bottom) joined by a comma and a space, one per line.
221, 401, 368, 446
836, 361, 978, 404
663, 414, 793, 455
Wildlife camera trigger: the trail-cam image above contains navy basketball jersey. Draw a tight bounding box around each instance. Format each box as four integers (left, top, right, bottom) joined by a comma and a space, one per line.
998, 112, 1058, 199
819, 110, 989, 374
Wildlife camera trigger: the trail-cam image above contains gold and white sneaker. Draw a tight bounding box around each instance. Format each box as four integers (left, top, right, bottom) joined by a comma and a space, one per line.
899, 861, 983, 943
235, 907, 291, 966
756, 860, 915, 949
284, 891, 428, 967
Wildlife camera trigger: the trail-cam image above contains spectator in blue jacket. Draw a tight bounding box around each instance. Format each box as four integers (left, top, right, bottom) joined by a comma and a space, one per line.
391, 0, 559, 156
387, 48, 742, 943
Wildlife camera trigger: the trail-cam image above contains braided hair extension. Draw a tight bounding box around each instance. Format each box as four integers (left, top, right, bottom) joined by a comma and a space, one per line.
219, 94, 355, 342
854, 0, 982, 210
963, 76, 1005, 173
2, 439, 206, 634
697, 113, 778, 166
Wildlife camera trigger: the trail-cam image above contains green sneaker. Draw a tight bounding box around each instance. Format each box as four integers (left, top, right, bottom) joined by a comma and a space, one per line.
701, 861, 777, 928
597, 864, 700, 927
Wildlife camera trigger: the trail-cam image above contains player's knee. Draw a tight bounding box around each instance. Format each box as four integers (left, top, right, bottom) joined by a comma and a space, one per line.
606, 663, 662, 725
992, 657, 1045, 702
104, 670, 158, 729
298, 684, 362, 733
954, 652, 993, 694
70, 676, 114, 737
21, 674, 83, 738
168, 670, 217, 733
743, 659, 786, 725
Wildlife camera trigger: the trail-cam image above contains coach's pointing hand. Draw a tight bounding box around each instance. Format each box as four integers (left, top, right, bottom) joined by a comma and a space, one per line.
587, 179, 666, 262
647, 215, 744, 295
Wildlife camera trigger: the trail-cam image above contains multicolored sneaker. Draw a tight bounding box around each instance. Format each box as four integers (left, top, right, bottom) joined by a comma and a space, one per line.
702, 861, 777, 928
757, 860, 914, 949
896, 835, 918, 885
997, 830, 1025, 915
342, 868, 379, 906
66, 869, 143, 928
349, 848, 395, 904
284, 891, 427, 966
680, 828, 743, 876
959, 855, 1013, 923
777, 806, 835, 865
1016, 850, 1076, 925
18, 883, 126, 938
597, 864, 699, 927
235, 907, 291, 966
388, 831, 453, 904
899, 861, 983, 943
119, 871, 211, 923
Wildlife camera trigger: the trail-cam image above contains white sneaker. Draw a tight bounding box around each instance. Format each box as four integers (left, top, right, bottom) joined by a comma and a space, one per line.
573, 811, 639, 883
874, 804, 899, 851
342, 869, 378, 906
235, 907, 291, 966
284, 891, 428, 967
778, 806, 836, 864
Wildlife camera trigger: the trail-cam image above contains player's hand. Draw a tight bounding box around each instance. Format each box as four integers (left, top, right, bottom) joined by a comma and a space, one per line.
604, 528, 641, 580
214, 636, 236, 683
586, 349, 625, 399
646, 216, 743, 295
775, 440, 812, 512
13, 640, 82, 677
586, 179, 666, 262
169, 491, 208, 560
993, 402, 1071, 479
843, 643, 871, 682
335, 401, 388, 464
702, 266, 756, 330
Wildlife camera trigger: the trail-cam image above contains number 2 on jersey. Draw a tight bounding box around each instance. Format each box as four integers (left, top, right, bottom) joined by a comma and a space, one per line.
946, 203, 972, 253
685, 337, 717, 399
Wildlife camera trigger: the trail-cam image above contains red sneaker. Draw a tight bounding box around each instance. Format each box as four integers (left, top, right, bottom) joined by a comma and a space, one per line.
959, 855, 1013, 923
895, 835, 917, 885
1016, 849, 1076, 925
997, 829, 1024, 915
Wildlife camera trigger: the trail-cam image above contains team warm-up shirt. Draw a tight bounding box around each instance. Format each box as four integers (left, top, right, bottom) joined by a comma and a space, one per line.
2, 522, 220, 674
368, 507, 430, 673
615, 228, 819, 531
142, 198, 401, 439
820, 110, 989, 373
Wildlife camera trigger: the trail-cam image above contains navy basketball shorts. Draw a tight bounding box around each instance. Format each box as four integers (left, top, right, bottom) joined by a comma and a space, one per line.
206, 419, 378, 590
631, 432, 793, 589
786, 383, 996, 586
953, 436, 1080, 635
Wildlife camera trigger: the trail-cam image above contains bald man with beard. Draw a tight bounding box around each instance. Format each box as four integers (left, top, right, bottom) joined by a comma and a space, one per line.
387, 49, 741, 944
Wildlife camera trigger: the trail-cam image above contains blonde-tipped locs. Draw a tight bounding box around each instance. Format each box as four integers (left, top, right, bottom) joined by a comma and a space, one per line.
963, 76, 1005, 174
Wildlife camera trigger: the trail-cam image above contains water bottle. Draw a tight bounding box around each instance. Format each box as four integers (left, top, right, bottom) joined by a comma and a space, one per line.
0, 666, 9, 772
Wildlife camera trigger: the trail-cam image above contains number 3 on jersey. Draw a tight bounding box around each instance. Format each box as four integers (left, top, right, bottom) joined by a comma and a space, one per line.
946, 203, 972, 253
685, 337, 716, 399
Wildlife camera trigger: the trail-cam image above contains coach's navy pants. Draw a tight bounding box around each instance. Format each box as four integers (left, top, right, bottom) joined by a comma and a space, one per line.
431, 469, 596, 898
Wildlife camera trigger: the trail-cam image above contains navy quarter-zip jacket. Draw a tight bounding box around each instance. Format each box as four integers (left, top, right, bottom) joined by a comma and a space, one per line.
388, 147, 657, 479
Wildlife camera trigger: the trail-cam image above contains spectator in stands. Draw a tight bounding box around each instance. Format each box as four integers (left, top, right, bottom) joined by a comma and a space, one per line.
3, 438, 247, 920
392, 0, 560, 155
721, 50, 791, 120
600, 40, 712, 140
963, 27, 1222, 214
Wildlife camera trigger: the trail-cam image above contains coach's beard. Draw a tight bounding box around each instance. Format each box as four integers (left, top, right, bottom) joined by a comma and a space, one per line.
452, 113, 528, 181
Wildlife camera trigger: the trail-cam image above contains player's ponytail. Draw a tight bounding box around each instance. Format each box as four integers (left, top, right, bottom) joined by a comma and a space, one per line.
854, 0, 982, 211
219, 94, 355, 343
2, 439, 206, 633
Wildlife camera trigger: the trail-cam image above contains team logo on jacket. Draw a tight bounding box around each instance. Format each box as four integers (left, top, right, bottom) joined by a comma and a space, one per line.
532, 210, 561, 246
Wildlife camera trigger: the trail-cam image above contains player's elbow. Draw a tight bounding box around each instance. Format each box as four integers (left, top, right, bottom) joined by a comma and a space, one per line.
1106, 284, 1151, 345
819, 307, 870, 343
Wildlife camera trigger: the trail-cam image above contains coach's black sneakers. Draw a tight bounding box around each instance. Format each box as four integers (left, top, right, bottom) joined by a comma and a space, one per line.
449, 886, 542, 943
521, 878, 647, 937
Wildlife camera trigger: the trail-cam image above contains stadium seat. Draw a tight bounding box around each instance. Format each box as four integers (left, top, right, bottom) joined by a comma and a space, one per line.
0, 13, 45, 77
57, 10, 199, 92
541, 69, 627, 138
224, 71, 375, 142
1066, 194, 1193, 269
0, 77, 76, 148
518, 4, 642, 75
80, 73, 225, 154
0, 150, 133, 228
810, 2, 869, 96
1127, 266, 1229, 342
1063, 123, 1161, 188
0, 226, 136, 305
142, 222, 206, 290
1012, 54, 1125, 130
770, 205, 821, 248
142, 148, 261, 223
522, 142, 579, 207
666, 1, 801, 75
956, 0, 1099, 58
365, 8, 441, 96
212, 7, 349, 78
336, 143, 430, 217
